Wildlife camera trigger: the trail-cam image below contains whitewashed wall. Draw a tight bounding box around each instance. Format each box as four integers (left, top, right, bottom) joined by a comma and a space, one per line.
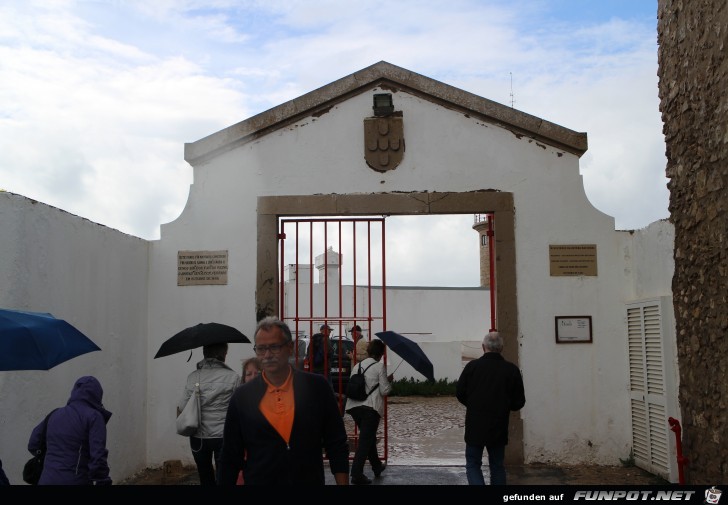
0, 192, 149, 484
618, 219, 675, 300
0, 84, 677, 478
148, 87, 634, 467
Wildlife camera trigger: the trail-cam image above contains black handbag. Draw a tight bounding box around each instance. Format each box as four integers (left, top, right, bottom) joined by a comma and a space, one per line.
23, 410, 56, 485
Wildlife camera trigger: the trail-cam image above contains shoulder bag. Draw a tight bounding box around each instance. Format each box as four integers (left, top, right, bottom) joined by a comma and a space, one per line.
176, 372, 201, 437
23, 409, 57, 485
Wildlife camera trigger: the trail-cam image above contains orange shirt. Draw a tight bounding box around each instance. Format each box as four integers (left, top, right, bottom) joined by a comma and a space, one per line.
260, 368, 295, 443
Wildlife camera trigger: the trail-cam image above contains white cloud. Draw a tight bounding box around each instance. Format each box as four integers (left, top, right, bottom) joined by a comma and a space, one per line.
0, 0, 666, 257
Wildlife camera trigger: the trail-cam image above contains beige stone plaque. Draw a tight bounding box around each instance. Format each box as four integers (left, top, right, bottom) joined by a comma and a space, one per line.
549, 244, 597, 276
177, 250, 228, 286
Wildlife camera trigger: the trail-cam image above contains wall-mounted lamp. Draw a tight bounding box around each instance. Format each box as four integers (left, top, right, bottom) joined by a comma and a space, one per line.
373, 93, 394, 116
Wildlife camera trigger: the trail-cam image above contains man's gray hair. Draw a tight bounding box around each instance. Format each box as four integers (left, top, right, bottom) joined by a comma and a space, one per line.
483, 331, 504, 353
255, 316, 293, 343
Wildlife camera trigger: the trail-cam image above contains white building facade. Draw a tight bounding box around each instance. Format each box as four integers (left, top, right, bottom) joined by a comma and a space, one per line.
0, 62, 678, 483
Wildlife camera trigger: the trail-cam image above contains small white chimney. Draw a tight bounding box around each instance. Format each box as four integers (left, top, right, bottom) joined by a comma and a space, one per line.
314, 247, 342, 284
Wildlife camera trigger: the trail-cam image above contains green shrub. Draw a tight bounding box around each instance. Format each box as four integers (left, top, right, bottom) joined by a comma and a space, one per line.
390, 377, 457, 396
619, 449, 635, 467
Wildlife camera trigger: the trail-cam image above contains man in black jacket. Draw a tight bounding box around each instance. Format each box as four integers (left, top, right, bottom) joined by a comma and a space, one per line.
219, 317, 349, 485
456, 331, 525, 485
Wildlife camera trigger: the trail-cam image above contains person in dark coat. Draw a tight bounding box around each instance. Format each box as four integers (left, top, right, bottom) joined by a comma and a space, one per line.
0, 458, 9, 485
219, 317, 349, 485
308, 323, 332, 376
28, 375, 112, 485
456, 331, 525, 485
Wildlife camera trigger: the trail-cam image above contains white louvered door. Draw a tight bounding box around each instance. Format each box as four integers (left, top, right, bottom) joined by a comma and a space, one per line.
626, 297, 678, 482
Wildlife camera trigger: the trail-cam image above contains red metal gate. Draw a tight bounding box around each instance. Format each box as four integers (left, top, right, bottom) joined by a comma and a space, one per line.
278, 217, 389, 462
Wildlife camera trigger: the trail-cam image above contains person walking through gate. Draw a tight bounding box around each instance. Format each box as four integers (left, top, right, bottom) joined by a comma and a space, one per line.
345, 339, 393, 485
456, 331, 525, 485
309, 323, 332, 376
177, 342, 240, 486
242, 356, 262, 383
219, 317, 349, 485
346, 324, 368, 363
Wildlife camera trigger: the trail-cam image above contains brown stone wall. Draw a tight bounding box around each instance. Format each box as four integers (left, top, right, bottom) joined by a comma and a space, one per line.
658, 0, 728, 484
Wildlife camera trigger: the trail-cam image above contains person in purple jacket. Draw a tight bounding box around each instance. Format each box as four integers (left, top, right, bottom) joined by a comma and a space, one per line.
28, 376, 112, 485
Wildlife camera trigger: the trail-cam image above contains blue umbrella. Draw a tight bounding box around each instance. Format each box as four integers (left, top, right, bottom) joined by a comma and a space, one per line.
0, 308, 101, 371
375, 330, 435, 381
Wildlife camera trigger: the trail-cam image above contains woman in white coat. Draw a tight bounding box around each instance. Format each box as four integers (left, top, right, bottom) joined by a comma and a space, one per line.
344, 339, 393, 485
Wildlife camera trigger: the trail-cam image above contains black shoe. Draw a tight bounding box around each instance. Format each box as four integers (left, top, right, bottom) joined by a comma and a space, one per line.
351, 474, 372, 485
373, 463, 387, 478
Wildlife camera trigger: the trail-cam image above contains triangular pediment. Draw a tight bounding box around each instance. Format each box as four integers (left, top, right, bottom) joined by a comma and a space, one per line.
184, 61, 587, 164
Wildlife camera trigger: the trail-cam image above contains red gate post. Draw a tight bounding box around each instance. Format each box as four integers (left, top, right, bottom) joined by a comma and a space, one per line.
668, 417, 688, 484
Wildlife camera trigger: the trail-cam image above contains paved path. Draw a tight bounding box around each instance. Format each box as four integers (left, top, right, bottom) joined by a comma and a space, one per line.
124, 395, 666, 485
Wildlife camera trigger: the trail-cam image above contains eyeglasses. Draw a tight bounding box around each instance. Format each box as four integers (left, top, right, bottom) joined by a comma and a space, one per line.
253, 343, 288, 356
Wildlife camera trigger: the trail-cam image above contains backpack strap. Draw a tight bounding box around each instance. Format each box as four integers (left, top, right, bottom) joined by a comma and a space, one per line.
359, 361, 379, 397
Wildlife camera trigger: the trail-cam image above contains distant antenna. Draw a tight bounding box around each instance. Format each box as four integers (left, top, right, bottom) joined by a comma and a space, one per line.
509, 72, 515, 108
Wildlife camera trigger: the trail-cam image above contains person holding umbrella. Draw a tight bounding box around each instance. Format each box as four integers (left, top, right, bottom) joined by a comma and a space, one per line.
345, 339, 393, 485
456, 331, 525, 485
177, 342, 240, 486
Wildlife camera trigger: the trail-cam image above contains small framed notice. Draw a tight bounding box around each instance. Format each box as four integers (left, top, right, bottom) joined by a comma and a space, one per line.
555, 316, 592, 343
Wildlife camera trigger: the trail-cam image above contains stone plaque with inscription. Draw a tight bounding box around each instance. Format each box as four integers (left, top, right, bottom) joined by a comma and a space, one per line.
178, 250, 228, 286
549, 244, 598, 276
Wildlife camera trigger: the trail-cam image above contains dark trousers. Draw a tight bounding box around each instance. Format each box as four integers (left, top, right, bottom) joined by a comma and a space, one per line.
465, 443, 506, 485
348, 406, 383, 478
190, 437, 223, 486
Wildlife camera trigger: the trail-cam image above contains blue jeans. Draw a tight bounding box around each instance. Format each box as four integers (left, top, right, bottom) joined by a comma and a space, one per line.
348, 406, 384, 478
190, 437, 223, 486
465, 443, 506, 485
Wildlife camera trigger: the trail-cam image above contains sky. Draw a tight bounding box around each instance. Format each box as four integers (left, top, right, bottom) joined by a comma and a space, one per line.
0, 0, 666, 287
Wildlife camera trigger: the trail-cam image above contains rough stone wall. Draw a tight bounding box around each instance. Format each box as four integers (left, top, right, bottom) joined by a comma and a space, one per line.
657, 0, 728, 484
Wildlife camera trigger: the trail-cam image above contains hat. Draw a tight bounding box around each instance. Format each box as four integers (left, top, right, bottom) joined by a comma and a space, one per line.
319, 324, 331, 331
349, 325, 362, 332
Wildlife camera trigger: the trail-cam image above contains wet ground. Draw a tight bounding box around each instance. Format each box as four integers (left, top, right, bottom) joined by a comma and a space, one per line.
120, 395, 668, 485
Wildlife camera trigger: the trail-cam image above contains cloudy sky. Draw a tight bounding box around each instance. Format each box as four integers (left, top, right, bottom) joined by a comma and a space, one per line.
0, 1, 666, 286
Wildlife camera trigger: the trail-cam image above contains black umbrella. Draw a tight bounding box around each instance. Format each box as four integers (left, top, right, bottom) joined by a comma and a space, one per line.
154, 322, 250, 359
375, 330, 435, 382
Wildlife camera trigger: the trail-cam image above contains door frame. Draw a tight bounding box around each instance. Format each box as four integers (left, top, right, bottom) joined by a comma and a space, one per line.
256, 190, 523, 462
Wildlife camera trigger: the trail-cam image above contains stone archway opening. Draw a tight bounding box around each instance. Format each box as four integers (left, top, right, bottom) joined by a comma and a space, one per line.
256, 190, 523, 462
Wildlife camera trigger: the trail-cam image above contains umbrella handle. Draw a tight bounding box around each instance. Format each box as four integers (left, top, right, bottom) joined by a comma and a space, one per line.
392, 359, 405, 374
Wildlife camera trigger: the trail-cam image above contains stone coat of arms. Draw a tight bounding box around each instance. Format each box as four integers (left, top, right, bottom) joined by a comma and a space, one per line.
363, 115, 405, 172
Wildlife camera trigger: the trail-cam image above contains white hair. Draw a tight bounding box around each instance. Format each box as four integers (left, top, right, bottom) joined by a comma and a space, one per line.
482, 331, 504, 353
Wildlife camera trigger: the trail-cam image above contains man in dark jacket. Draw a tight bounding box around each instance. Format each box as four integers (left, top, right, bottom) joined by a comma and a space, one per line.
219, 317, 349, 485
456, 331, 525, 485
309, 323, 332, 375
